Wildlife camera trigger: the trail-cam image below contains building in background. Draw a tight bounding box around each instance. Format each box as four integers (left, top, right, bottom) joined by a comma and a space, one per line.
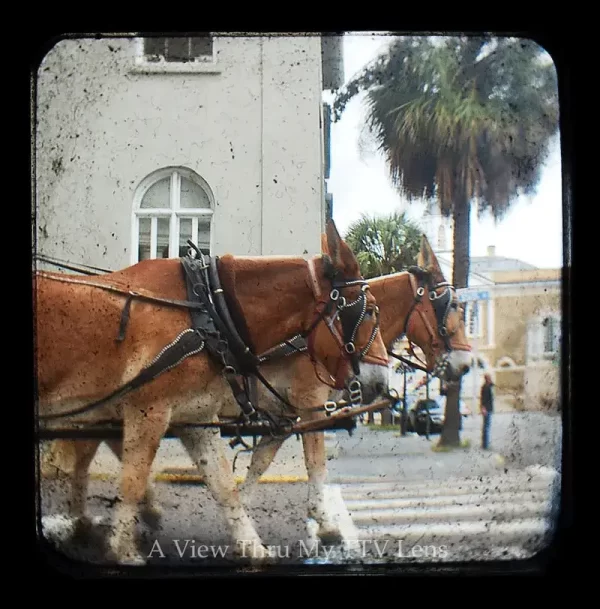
35, 33, 344, 271
392, 216, 562, 412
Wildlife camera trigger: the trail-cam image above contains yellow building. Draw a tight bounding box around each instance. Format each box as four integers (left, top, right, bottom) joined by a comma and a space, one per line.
462, 248, 562, 411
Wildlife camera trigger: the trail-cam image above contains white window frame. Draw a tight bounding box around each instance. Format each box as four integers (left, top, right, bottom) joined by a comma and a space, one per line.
131, 167, 214, 265
131, 35, 221, 74
542, 314, 561, 356
526, 311, 561, 363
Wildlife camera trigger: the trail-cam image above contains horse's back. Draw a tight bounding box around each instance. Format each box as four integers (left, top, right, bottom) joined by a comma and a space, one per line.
34, 262, 195, 409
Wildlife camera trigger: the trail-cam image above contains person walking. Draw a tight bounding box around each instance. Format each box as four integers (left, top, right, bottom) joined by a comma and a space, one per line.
480, 372, 495, 449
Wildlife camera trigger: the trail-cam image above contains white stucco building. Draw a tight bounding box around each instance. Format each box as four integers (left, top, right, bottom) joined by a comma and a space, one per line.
34, 33, 344, 271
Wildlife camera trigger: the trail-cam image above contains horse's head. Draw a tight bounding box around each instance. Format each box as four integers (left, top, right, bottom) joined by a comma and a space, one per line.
304, 220, 389, 404
402, 235, 473, 383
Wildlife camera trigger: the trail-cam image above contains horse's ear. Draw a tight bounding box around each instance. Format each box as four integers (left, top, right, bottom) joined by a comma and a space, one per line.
417, 234, 446, 284
325, 219, 360, 277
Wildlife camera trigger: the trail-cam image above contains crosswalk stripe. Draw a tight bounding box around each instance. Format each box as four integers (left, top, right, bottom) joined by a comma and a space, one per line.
349, 500, 551, 525
343, 489, 550, 511
357, 518, 552, 545
338, 478, 554, 500
333, 468, 557, 492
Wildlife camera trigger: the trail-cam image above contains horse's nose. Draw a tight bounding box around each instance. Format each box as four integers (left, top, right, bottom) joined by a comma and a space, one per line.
461, 364, 471, 375
376, 381, 387, 395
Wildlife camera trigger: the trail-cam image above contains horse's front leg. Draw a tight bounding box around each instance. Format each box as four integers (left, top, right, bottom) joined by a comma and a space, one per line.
178, 427, 272, 563
301, 423, 344, 545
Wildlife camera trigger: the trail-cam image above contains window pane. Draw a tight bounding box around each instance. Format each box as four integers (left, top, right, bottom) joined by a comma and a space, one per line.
191, 36, 213, 57
144, 38, 166, 61
141, 177, 170, 208
179, 217, 210, 255
166, 37, 190, 62
198, 219, 211, 254
158, 217, 170, 258
179, 218, 193, 254
180, 176, 211, 209
138, 218, 151, 260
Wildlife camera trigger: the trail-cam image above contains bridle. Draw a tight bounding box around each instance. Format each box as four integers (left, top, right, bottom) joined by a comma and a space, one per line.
304, 255, 381, 395
396, 266, 470, 378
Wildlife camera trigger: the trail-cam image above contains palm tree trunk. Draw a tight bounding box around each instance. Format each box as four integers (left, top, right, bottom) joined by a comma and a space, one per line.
438, 195, 471, 447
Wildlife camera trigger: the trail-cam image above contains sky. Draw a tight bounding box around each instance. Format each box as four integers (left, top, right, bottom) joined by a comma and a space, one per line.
325, 33, 564, 270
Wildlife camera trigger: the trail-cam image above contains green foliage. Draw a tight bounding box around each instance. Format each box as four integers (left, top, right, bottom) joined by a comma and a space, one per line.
333, 35, 559, 222
344, 211, 422, 279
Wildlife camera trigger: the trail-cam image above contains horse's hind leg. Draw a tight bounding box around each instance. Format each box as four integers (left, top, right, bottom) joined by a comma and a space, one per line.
178, 427, 271, 563
69, 440, 102, 536
108, 402, 170, 565
42, 439, 101, 534
238, 435, 285, 504
105, 438, 162, 529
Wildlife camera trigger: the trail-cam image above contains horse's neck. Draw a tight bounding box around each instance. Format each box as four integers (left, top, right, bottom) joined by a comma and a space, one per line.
218, 254, 320, 355
369, 272, 415, 349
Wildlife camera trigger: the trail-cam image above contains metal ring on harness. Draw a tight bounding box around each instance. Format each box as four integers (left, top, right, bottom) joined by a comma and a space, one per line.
324, 400, 338, 414
348, 379, 362, 405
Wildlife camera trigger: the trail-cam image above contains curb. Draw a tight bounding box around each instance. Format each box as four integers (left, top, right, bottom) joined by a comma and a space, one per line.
41, 468, 308, 485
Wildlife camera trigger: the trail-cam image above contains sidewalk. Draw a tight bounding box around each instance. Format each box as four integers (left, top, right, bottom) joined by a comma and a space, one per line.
86, 433, 313, 483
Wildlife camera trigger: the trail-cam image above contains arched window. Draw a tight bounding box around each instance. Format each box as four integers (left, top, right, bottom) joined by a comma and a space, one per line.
131, 167, 214, 263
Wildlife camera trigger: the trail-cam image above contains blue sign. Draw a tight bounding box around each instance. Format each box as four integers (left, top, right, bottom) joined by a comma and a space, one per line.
456, 288, 491, 302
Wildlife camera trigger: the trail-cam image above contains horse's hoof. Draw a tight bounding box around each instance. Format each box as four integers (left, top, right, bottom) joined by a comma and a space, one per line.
140, 505, 162, 530
108, 545, 146, 566
317, 526, 344, 546
233, 541, 274, 564
71, 516, 94, 540
121, 552, 146, 566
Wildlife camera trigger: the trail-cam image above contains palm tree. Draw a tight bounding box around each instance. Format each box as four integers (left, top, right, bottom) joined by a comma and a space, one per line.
344, 211, 422, 279
333, 35, 559, 446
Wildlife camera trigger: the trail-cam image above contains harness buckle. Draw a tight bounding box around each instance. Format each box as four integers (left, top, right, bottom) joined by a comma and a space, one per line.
345, 342, 356, 354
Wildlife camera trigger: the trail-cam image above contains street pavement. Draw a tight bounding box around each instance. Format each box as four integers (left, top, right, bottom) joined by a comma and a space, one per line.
39, 410, 564, 570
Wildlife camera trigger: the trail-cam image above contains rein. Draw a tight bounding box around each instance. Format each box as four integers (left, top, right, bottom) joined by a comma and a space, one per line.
36, 396, 397, 440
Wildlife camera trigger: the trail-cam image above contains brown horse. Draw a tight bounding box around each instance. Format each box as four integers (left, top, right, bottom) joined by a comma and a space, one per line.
35, 220, 389, 565
41, 234, 472, 557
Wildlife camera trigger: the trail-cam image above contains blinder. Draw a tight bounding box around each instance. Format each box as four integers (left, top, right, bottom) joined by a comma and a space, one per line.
317, 256, 380, 379
302, 255, 379, 389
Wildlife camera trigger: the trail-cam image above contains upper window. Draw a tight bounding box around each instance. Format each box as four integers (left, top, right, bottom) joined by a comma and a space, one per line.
132, 167, 214, 264
132, 36, 221, 74
143, 36, 213, 63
